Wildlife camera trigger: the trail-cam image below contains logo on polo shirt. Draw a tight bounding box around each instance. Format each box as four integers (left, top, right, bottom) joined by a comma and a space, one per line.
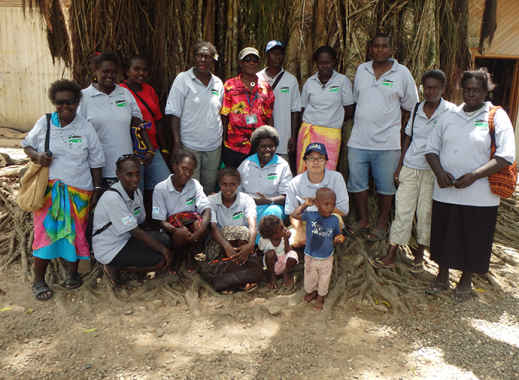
382, 79, 394, 87
186, 196, 195, 206
211, 89, 219, 95
280, 86, 289, 93
133, 207, 141, 216
68, 135, 82, 144
267, 172, 278, 180
232, 211, 244, 220
121, 215, 134, 226
329, 86, 339, 92
115, 99, 127, 107
474, 119, 488, 128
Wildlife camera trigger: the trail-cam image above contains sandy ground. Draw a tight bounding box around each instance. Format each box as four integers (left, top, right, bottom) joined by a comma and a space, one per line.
1, 262, 518, 380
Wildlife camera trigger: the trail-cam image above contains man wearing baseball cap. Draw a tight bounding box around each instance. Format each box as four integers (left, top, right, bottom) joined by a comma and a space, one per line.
257, 41, 301, 169
220, 47, 275, 168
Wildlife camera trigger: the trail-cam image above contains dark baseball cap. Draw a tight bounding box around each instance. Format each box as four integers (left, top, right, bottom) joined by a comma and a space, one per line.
265, 40, 284, 53
303, 143, 328, 160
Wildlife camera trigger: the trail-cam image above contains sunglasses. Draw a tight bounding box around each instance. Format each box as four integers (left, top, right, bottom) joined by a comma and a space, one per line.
54, 98, 78, 106
242, 56, 259, 63
116, 153, 139, 164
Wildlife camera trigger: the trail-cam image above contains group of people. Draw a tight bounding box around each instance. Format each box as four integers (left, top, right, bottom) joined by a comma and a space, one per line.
23, 32, 515, 308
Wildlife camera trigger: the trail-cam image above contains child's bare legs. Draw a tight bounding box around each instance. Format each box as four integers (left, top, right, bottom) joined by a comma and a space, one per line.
283, 257, 297, 288
314, 295, 325, 310
264, 250, 278, 289
304, 255, 334, 310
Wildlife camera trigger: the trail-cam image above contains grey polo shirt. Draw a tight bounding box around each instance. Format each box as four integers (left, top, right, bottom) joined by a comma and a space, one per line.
425, 102, 515, 207
285, 169, 349, 215
348, 59, 418, 150
152, 175, 211, 221
237, 154, 293, 197
209, 191, 256, 227
257, 68, 302, 154
301, 70, 354, 129
165, 68, 224, 152
403, 98, 456, 170
78, 84, 142, 178
22, 114, 105, 190
92, 182, 145, 265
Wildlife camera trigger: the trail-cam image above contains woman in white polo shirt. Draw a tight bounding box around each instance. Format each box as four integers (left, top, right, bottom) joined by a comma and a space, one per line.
425, 70, 515, 301
78, 52, 146, 186
238, 126, 293, 237
93, 155, 172, 286
295, 46, 354, 173
285, 143, 349, 248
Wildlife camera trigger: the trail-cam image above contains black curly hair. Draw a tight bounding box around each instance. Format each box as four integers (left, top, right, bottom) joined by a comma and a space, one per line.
48, 79, 82, 104
258, 215, 283, 239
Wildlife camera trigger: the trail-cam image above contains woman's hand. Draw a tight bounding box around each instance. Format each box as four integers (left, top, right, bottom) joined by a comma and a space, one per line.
254, 193, 270, 205
436, 170, 455, 188
35, 152, 53, 167
393, 164, 402, 186
233, 242, 254, 265
454, 173, 477, 189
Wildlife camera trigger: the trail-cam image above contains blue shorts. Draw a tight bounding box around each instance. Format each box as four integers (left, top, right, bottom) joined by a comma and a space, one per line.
347, 147, 400, 195
139, 149, 171, 191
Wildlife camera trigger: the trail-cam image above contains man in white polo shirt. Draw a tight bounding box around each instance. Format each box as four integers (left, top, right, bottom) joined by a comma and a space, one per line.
347, 33, 418, 241
166, 41, 224, 194
257, 40, 302, 166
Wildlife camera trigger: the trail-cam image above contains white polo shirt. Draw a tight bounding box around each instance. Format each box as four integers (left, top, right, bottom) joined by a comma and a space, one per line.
92, 182, 145, 264
403, 98, 456, 170
152, 175, 211, 221
22, 113, 105, 190
257, 68, 302, 154
285, 169, 349, 215
78, 84, 142, 178
238, 154, 293, 198
301, 70, 354, 129
165, 68, 224, 151
425, 102, 515, 207
348, 59, 418, 150
209, 191, 256, 227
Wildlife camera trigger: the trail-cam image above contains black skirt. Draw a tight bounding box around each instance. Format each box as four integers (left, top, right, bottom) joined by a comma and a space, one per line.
430, 200, 498, 274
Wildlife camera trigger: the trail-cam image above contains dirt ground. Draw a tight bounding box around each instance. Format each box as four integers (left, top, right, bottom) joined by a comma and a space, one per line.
1, 253, 518, 380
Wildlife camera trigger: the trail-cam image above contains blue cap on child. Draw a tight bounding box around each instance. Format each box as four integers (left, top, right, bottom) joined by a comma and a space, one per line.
303, 143, 328, 160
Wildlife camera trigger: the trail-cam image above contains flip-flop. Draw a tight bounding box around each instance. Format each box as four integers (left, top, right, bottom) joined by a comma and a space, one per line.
345, 223, 369, 236
32, 281, 53, 301
372, 257, 396, 269
453, 287, 474, 303
243, 283, 257, 293
425, 282, 449, 295
365, 227, 388, 242
62, 273, 83, 289
408, 261, 424, 273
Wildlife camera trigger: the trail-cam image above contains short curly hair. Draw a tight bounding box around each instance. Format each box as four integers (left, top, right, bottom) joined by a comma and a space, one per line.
48, 79, 82, 104
258, 215, 282, 239
250, 125, 279, 154
217, 167, 241, 184
461, 70, 489, 92
93, 51, 120, 69
193, 40, 218, 59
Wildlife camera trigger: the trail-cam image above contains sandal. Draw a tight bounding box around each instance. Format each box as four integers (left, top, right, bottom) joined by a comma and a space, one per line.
32, 281, 53, 301
365, 227, 388, 242
62, 272, 83, 289
243, 282, 257, 293
425, 282, 449, 295
408, 261, 424, 273
345, 222, 369, 236
372, 257, 395, 269
453, 287, 474, 303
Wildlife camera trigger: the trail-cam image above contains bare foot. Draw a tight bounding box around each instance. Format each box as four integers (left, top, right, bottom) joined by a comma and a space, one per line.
304, 291, 317, 303
283, 273, 294, 288
269, 279, 278, 289
314, 295, 324, 310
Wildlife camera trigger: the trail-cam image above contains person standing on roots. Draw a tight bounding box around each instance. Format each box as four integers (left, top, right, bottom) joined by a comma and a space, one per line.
347, 33, 419, 242
257, 40, 302, 166
22, 79, 105, 300
295, 45, 354, 174
425, 70, 515, 301
165, 41, 224, 194
220, 47, 275, 168
374, 70, 456, 269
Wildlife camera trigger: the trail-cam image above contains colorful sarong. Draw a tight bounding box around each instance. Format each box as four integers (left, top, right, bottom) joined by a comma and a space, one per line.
33, 180, 92, 262
167, 211, 202, 229
296, 122, 342, 174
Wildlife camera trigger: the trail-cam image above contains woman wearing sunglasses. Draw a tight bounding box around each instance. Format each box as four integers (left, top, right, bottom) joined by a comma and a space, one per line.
22, 79, 105, 300
220, 47, 275, 168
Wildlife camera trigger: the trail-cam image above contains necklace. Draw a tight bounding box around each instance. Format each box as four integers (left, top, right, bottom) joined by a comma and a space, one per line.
250, 81, 256, 87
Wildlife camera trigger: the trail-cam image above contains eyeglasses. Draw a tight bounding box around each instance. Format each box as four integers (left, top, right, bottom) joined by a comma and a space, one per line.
242, 56, 259, 63
305, 156, 326, 162
54, 98, 78, 106
116, 154, 139, 164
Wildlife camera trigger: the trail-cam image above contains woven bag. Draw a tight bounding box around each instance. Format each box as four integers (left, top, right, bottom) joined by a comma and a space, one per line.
488, 106, 517, 198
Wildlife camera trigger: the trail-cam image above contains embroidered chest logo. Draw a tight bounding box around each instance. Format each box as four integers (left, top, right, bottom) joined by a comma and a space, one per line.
279, 86, 289, 93
382, 79, 394, 87
266, 172, 278, 180
329, 86, 339, 93
232, 211, 244, 220
186, 196, 195, 206
115, 99, 127, 107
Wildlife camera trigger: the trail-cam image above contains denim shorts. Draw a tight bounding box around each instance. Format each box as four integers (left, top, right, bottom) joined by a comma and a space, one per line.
139, 149, 171, 191
347, 147, 401, 195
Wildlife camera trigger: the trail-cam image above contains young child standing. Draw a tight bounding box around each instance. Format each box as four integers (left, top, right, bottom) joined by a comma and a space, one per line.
258, 215, 299, 289
291, 187, 345, 310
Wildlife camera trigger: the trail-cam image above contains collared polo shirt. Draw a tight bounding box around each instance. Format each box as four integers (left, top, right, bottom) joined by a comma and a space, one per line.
285, 169, 349, 215
238, 153, 293, 198
257, 68, 302, 154
403, 98, 456, 170
92, 181, 145, 264
208, 191, 256, 227
152, 175, 211, 220
348, 59, 419, 150
78, 84, 142, 178
165, 68, 224, 151
425, 102, 515, 207
300, 70, 354, 129
220, 75, 275, 155
22, 113, 105, 190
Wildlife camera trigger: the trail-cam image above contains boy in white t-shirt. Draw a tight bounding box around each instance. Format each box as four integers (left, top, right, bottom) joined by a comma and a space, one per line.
258, 215, 299, 289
